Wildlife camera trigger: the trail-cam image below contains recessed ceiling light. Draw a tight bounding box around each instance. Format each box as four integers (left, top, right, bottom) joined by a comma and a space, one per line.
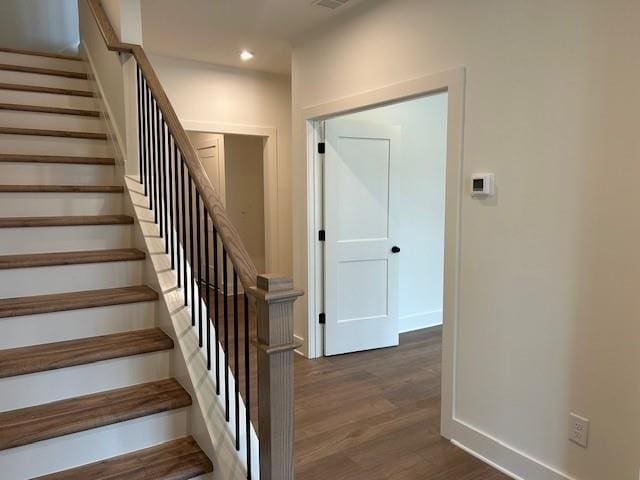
240, 49, 254, 61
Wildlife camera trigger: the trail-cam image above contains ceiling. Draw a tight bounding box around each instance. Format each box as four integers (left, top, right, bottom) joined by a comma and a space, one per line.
140, 0, 369, 75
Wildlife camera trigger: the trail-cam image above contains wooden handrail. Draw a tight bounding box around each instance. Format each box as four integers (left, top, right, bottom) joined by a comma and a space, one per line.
86, 0, 259, 292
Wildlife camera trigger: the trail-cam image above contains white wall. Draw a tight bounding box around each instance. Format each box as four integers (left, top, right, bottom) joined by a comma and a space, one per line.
147, 54, 292, 276
291, 1, 640, 480
78, 0, 126, 148
225, 134, 266, 274
0, 0, 79, 54
331, 93, 448, 332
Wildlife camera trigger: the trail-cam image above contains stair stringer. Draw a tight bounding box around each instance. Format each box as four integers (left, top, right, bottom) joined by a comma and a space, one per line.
122, 177, 259, 480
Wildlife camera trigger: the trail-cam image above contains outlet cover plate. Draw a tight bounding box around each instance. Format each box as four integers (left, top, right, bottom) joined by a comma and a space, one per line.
569, 413, 590, 448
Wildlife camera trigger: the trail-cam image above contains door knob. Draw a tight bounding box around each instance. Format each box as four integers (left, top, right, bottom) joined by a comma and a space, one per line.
391, 246, 401, 253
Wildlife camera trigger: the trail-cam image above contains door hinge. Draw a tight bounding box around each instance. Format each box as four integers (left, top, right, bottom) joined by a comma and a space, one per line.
318, 229, 326, 241
318, 142, 326, 154
319, 313, 326, 324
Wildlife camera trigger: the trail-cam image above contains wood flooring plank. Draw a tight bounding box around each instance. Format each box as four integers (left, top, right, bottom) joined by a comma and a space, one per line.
290, 327, 512, 480
0, 248, 144, 270
0, 215, 133, 228
0, 185, 123, 193
0, 63, 88, 79
0, 153, 114, 165
0, 47, 83, 62
0, 82, 93, 97
0, 328, 173, 378
0, 126, 107, 140
34, 437, 213, 480
0, 379, 191, 450
0, 285, 158, 318
0, 103, 100, 117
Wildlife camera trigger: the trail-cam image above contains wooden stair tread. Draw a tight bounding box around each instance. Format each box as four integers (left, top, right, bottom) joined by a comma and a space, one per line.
0, 103, 100, 117
0, 215, 133, 228
0, 82, 93, 97
33, 437, 213, 480
0, 184, 123, 193
0, 126, 107, 140
0, 379, 191, 451
0, 47, 83, 62
0, 285, 158, 319
0, 328, 173, 378
0, 63, 88, 79
0, 153, 114, 165
0, 248, 145, 269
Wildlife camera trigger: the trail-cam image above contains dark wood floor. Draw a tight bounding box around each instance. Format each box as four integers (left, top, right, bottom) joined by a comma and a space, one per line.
294, 327, 510, 480
204, 288, 509, 479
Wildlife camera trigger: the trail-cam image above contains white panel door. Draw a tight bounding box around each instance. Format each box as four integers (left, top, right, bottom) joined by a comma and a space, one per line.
193, 133, 225, 203
324, 119, 401, 356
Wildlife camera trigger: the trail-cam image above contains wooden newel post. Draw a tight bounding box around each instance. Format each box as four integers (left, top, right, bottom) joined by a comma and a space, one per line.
250, 274, 303, 480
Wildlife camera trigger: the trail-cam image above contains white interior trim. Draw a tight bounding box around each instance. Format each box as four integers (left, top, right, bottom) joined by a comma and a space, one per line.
398, 310, 443, 334
302, 68, 464, 442
181, 120, 279, 274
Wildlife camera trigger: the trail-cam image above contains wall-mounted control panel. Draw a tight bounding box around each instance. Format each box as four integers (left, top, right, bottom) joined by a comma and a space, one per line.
471, 173, 495, 197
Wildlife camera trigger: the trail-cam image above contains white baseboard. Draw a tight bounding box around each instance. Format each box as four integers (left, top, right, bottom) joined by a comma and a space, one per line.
293, 334, 307, 357
399, 309, 442, 333
450, 418, 576, 480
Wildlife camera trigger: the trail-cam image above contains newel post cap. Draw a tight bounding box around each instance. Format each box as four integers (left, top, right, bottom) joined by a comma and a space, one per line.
249, 274, 304, 304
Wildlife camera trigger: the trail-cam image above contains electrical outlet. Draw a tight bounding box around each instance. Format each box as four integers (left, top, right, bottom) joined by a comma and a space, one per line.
569, 413, 590, 448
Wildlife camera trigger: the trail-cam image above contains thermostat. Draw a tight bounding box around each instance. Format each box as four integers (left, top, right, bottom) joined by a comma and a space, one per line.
471, 173, 495, 197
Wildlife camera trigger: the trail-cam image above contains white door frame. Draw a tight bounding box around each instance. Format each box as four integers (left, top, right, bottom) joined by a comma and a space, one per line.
303, 67, 465, 439
182, 120, 279, 274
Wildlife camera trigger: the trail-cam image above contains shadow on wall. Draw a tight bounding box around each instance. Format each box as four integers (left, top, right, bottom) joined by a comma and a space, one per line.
0, 0, 80, 53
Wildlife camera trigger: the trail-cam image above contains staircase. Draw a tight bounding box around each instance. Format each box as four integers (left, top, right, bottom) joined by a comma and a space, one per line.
0, 47, 213, 479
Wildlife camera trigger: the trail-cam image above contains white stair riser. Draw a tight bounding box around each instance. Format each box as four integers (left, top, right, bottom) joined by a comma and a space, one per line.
0, 135, 110, 157
0, 192, 121, 216
0, 89, 97, 109
0, 110, 105, 133
0, 70, 90, 91
0, 260, 143, 298
0, 351, 170, 412
0, 162, 114, 184
0, 224, 132, 255
0, 302, 156, 349
0, 52, 86, 73
0, 409, 190, 480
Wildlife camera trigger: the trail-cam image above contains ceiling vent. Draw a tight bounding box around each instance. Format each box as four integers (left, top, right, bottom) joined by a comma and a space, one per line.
313, 0, 350, 10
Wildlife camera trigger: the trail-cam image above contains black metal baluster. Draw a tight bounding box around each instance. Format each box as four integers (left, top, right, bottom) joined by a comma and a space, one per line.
189, 178, 195, 326
169, 136, 175, 270
136, 66, 144, 187
161, 122, 169, 252
196, 191, 203, 347
153, 100, 159, 225
174, 143, 181, 285
143, 77, 150, 197
159, 112, 166, 240
148, 90, 154, 213
205, 212, 211, 369
223, 248, 230, 421
244, 292, 251, 479
233, 271, 240, 450
156, 104, 163, 234
182, 161, 188, 305
213, 228, 220, 394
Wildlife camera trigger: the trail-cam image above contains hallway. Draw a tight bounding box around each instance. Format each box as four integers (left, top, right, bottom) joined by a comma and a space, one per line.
294, 327, 510, 479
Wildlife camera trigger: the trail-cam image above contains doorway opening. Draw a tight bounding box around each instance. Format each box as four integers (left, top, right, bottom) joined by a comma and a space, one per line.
187, 130, 268, 276
300, 68, 465, 439
318, 92, 448, 356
